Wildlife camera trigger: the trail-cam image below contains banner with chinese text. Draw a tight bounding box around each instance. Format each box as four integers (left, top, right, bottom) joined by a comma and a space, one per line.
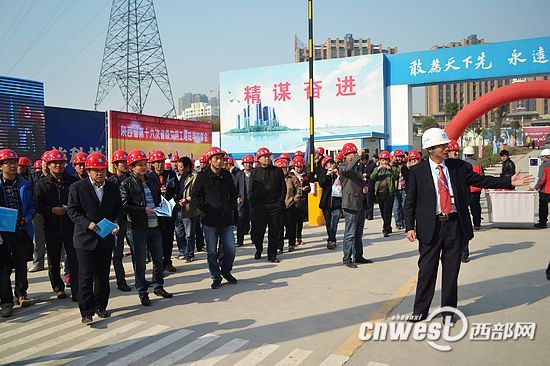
108, 110, 212, 162
220, 54, 385, 154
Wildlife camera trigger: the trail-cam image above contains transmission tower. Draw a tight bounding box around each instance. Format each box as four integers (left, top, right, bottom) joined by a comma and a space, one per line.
94, 0, 176, 117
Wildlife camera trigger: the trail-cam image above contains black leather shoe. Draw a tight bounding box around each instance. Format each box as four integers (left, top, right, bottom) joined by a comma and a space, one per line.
140, 295, 152, 306
153, 288, 173, 298
344, 262, 357, 268
211, 278, 222, 289
165, 264, 177, 273
355, 257, 373, 264
288, 246, 296, 252
254, 251, 262, 260
56, 290, 67, 299
383, 232, 389, 237
268, 257, 280, 263
118, 283, 132, 292
534, 223, 547, 229
222, 273, 238, 284
96, 309, 110, 318
81, 316, 93, 324
277, 249, 283, 255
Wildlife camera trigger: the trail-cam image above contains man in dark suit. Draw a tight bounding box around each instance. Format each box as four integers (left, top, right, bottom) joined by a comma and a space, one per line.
405, 128, 533, 322
67, 153, 122, 324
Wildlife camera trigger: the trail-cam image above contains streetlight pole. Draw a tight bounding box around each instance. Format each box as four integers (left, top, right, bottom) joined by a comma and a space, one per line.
308, 0, 315, 174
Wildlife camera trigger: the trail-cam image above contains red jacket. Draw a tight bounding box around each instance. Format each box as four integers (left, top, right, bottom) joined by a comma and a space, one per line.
536, 166, 550, 194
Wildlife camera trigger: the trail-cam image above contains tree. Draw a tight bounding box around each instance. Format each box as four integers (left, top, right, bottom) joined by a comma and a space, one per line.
492, 104, 509, 142
420, 116, 439, 131
444, 102, 460, 123
465, 119, 484, 146
510, 120, 521, 138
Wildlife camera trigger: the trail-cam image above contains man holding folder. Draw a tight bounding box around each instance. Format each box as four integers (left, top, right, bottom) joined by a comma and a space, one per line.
67, 153, 122, 324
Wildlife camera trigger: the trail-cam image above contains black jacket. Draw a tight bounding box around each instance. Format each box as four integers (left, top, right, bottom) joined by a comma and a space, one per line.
147, 169, 178, 200
501, 158, 516, 177
67, 178, 122, 251
318, 171, 342, 209
34, 172, 79, 231
404, 158, 511, 243
248, 165, 286, 207
191, 168, 237, 227
120, 173, 161, 229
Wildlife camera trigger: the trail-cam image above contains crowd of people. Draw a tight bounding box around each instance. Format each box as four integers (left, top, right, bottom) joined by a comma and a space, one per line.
0, 127, 545, 325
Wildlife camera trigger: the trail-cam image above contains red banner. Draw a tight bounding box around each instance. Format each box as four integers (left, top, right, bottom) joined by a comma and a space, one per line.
523, 126, 550, 145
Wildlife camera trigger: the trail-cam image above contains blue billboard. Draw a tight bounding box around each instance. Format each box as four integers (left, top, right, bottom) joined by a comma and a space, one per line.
45, 106, 106, 174
387, 36, 550, 86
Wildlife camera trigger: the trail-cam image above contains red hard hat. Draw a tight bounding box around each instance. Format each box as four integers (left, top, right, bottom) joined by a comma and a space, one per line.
170, 155, 180, 163
127, 150, 148, 166
85, 152, 108, 169
47, 150, 67, 163
256, 147, 271, 158
275, 159, 289, 168
33, 160, 42, 169
295, 150, 303, 156
393, 149, 405, 157
199, 155, 208, 164
336, 152, 344, 160
112, 150, 128, 163
205, 147, 224, 160
149, 150, 166, 163
41, 151, 50, 161
18, 156, 31, 167
316, 147, 325, 155
278, 153, 291, 161
321, 155, 335, 169
0, 149, 18, 162
408, 150, 421, 160
242, 154, 254, 163
292, 155, 305, 167
448, 140, 460, 151
164, 162, 172, 170
379, 150, 391, 160
227, 157, 234, 165
342, 143, 358, 156
72, 152, 88, 166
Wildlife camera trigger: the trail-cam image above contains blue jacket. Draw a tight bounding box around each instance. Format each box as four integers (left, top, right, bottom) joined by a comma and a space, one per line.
0, 172, 36, 239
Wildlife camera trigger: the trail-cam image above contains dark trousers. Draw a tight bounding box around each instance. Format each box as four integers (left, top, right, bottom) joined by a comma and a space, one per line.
7, 231, 33, 297
469, 191, 482, 227
113, 221, 133, 286
377, 191, 395, 234
279, 206, 297, 250
295, 204, 306, 240
45, 227, 78, 294
413, 215, 463, 316
160, 217, 175, 267
195, 221, 205, 250
539, 192, 550, 225
365, 184, 375, 220
76, 246, 112, 317
127, 226, 164, 296
251, 202, 283, 259
0, 259, 13, 305
323, 208, 341, 243
236, 200, 251, 245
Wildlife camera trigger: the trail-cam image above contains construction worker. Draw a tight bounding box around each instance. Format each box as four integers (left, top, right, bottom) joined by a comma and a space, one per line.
447, 140, 460, 159
534, 148, 550, 229
120, 150, 173, 306
148, 150, 177, 273
408, 150, 421, 167
28, 152, 50, 273
16, 157, 32, 180
314, 146, 325, 179
370, 150, 398, 237
340, 142, 371, 268
291, 155, 310, 245
170, 155, 179, 171
107, 150, 132, 291
72, 152, 89, 180
462, 145, 484, 263
392, 149, 408, 230
67, 152, 122, 324
190, 147, 238, 289
174, 157, 199, 262
405, 128, 533, 322
35, 150, 79, 300
276, 158, 301, 253
318, 155, 342, 250
249, 147, 286, 262
0, 149, 36, 314
234, 154, 254, 247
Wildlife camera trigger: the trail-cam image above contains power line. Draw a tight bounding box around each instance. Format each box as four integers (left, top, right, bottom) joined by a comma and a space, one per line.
7, 0, 72, 74
31, 0, 111, 78
0, 0, 36, 58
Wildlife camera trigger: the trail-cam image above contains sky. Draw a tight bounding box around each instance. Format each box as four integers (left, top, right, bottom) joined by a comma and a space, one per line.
1, 0, 549, 116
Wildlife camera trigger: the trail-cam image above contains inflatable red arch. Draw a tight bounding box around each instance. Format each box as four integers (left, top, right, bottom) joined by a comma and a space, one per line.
444, 80, 550, 140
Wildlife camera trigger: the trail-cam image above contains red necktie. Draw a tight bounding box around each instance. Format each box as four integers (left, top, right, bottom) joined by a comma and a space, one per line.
436, 165, 452, 215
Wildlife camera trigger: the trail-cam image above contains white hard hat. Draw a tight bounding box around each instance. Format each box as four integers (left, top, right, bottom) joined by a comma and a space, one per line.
541, 148, 550, 157
463, 146, 475, 155
422, 128, 451, 149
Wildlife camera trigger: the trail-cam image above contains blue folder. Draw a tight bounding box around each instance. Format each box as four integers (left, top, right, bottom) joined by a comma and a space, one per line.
96, 218, 117, 238
0, 207, 18, 232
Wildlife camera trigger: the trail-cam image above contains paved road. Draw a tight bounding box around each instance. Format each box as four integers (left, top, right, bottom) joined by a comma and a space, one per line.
1, 151, 548, 365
